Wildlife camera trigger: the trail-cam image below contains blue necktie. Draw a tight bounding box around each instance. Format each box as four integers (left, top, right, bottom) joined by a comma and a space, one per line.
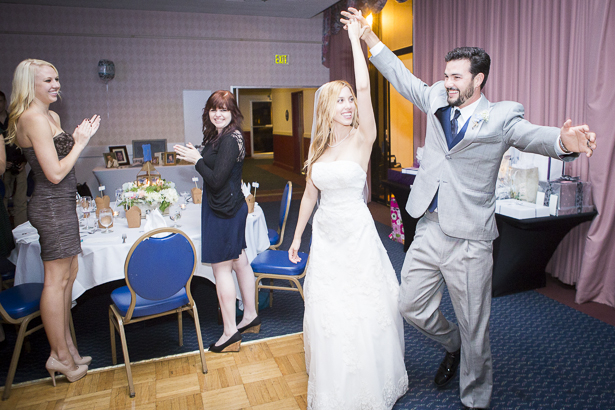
451, 109, 461, 138
427, 108, 462, 213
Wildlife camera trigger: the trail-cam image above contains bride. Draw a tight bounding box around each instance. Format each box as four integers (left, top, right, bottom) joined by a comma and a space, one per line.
288, 15, 408, 410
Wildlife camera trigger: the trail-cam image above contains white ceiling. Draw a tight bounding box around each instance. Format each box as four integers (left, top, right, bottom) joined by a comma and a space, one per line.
0, 0, 339, 18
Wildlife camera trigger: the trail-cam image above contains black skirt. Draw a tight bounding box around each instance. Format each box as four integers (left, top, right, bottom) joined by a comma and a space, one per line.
200, 192, 248, 264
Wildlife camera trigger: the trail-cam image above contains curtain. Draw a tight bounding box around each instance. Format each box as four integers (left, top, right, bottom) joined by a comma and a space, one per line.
413, 0, 615, 307
322, 0, 386, 83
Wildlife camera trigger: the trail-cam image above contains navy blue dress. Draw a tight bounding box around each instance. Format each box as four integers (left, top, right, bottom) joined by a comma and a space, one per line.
195, 130, 247, 264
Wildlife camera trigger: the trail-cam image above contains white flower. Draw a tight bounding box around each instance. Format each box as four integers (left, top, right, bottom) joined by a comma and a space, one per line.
148, 192, 163, 204
161, 189, 179, 203
118, 178, 178, 212
471, 110, 490, 129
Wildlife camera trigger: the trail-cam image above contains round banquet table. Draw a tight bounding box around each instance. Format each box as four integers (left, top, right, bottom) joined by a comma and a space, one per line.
9, 202, 271, 301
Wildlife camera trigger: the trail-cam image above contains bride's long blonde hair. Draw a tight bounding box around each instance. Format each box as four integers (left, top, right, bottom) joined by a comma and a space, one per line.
304, 80, 358, 178
5, 59, 59, 146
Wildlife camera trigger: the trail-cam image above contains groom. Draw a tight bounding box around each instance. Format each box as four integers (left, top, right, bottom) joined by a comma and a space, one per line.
342, 8, 597, 410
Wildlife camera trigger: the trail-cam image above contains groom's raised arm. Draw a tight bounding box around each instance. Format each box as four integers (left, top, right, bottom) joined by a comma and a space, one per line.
341, 7, 433, 114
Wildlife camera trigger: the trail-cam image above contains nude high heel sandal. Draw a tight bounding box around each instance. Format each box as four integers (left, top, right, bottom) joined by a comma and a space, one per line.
72, 355, 92, 366
46, 357, 88, 386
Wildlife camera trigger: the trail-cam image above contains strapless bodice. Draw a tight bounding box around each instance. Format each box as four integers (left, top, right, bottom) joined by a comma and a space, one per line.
312, 160, 366, 207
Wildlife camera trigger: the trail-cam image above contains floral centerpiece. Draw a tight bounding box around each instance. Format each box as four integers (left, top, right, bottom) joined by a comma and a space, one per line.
119, 179, 178, 213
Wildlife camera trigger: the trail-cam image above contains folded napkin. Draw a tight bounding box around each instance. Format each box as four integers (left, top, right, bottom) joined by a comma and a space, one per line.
143, 209, 167, 233
16, 233, 40, 244
12, 222, 40, 244
241, 181, 251, 197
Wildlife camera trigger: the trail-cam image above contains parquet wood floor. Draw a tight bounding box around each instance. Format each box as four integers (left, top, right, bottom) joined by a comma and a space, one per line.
0, 333, 308, 410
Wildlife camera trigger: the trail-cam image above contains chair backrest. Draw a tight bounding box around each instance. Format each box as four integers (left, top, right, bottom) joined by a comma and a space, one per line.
277, 181, 292, 232
124, 228, 197, 301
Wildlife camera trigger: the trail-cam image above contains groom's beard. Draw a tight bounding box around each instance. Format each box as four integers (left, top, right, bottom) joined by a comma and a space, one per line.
447, 84, 475, 107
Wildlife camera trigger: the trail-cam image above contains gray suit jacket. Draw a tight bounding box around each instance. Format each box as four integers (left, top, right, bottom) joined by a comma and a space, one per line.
371, 45, 574, 241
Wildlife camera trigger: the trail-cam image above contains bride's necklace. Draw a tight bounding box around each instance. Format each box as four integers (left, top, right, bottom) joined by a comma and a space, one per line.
327, 128, 353, 148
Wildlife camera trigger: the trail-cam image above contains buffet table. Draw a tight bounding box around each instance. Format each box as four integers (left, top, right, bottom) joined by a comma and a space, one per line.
93, 165, 202, 196
9, 202, 270, 301
383, 169, 597, 297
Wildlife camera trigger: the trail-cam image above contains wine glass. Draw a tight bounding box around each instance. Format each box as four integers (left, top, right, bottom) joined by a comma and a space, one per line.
90, 212, 99, 233
99, 208, 113, 234
76, 193, 83, 223
180, 191, 190, 203
169, 204, 182, 228
80, 196, 92, 230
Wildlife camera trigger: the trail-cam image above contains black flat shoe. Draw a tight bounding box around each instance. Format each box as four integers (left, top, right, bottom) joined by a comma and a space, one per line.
209, 331, 242, 353
434, 348, 461, 388
237, 316, 261, 334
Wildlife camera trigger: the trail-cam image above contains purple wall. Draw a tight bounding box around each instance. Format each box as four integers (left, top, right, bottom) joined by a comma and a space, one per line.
0, 4, 329, 147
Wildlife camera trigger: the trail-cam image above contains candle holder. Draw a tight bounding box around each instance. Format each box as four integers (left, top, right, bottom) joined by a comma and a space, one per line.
136, 162, 161, 187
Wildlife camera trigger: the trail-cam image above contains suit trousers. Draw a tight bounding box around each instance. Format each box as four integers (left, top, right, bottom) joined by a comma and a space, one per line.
399, 211, 493, 408
3, 168, 28, 227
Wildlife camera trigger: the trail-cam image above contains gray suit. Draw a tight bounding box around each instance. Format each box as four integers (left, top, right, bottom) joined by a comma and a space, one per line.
371, 45, 573, 408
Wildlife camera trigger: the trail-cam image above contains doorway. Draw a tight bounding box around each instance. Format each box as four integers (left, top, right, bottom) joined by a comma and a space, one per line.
251, 101, 273, 158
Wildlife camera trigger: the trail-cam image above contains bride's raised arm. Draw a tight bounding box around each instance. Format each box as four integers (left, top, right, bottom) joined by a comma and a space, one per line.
347, 16, 376, 147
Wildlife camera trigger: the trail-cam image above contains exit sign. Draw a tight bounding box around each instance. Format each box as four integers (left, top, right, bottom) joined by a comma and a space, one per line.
275, 54, 289, 65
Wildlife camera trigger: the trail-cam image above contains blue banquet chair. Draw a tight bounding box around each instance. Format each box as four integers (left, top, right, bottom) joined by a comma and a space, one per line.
0, 257, 16, 290
251, 245, 309, 314
0, 283, 78, 399
268, 181, 292, 250
109, 227, 207, 398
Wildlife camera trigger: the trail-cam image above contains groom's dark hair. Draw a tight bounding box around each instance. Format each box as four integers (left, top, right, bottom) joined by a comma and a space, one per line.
445, 47, 491, 90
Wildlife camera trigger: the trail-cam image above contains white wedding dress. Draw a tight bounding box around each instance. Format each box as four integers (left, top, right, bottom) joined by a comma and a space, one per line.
304, 160, 408, 410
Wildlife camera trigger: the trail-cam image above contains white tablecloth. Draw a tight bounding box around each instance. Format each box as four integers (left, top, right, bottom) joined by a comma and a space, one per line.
9, 202, 270, 301
93, 165, 203, 197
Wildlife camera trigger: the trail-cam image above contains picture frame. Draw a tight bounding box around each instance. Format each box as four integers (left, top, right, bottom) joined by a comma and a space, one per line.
109, 145, 130, 166
103, 152, 119, 168
164, 152, 176, 166
154, 152, 164, 165
151, 155, 159, 165
132, 139, 167, 163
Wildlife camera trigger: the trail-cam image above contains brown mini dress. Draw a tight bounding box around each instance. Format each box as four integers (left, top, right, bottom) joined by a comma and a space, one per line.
22, 132, 81, 261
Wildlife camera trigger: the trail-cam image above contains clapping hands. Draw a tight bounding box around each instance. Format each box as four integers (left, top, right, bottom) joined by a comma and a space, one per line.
73, 115, 100, 147
174, 142, 202, 164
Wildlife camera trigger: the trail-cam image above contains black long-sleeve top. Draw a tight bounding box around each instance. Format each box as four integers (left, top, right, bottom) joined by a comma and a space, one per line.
195, 129, 246, 218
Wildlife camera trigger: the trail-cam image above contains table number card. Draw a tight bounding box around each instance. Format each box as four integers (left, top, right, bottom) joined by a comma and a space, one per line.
99, 185, 106, 197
